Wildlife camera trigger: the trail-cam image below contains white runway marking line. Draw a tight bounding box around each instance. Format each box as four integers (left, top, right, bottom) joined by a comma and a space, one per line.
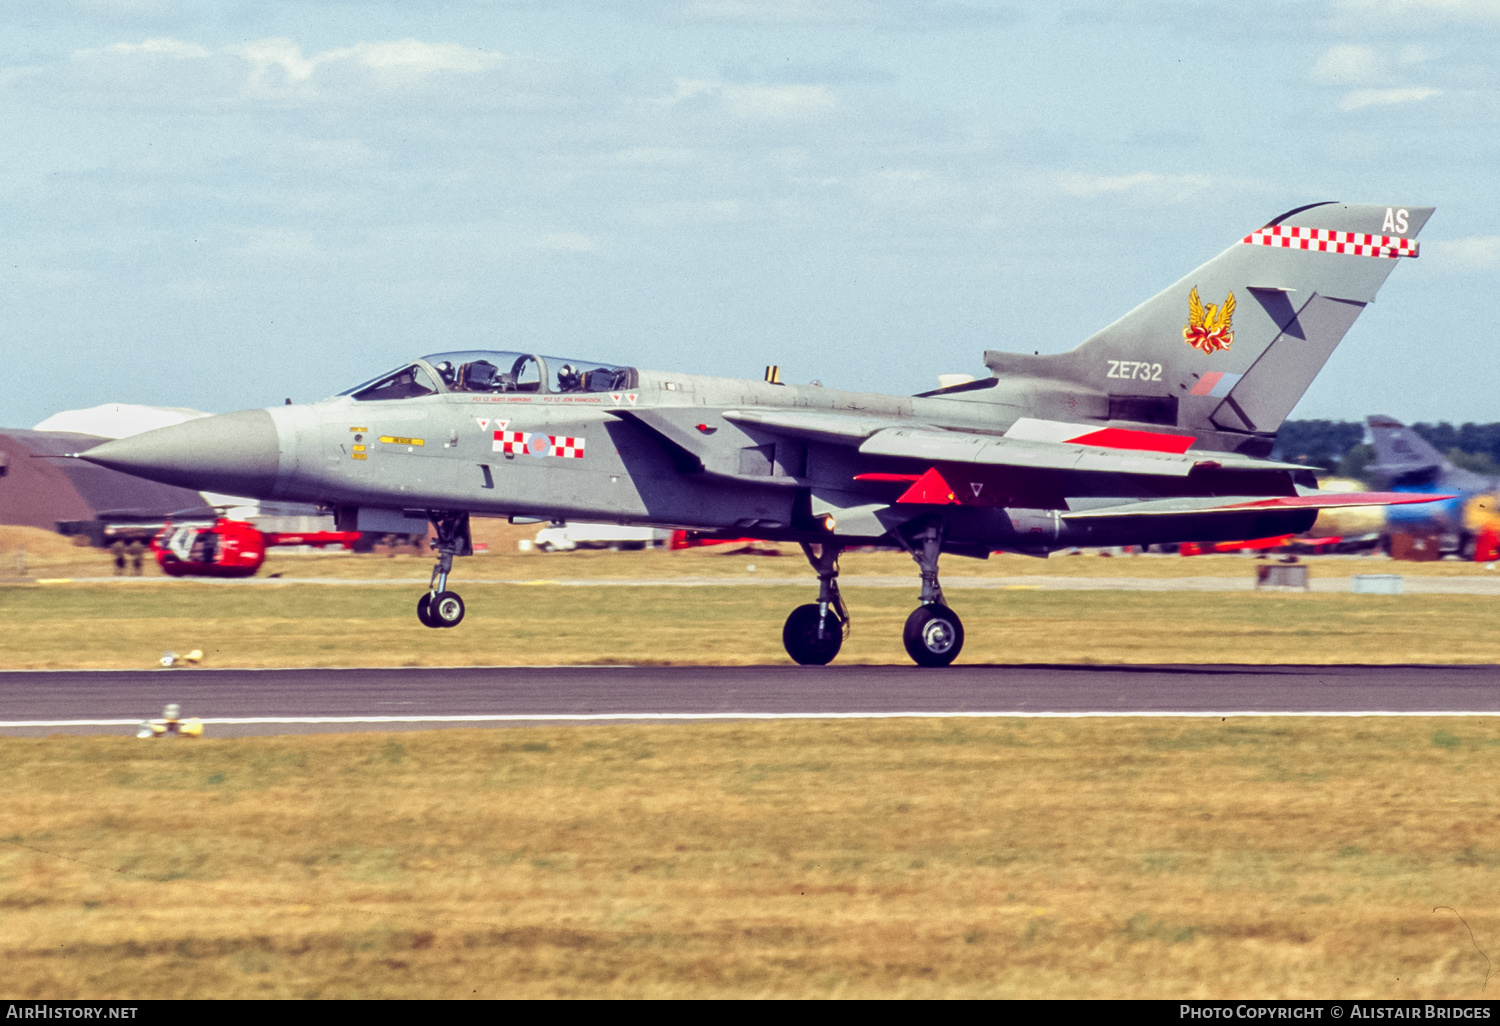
5, 710, 1500, 728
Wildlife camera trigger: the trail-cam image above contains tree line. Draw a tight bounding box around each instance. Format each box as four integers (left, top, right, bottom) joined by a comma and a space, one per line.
1274, 420, 1500, 481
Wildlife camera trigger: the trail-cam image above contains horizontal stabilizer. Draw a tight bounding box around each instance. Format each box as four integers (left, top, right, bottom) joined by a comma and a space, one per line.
1061, 491, 1453, 520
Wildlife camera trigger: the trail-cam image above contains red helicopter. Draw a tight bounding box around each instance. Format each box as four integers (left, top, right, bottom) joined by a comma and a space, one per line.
151, 517, 361, 577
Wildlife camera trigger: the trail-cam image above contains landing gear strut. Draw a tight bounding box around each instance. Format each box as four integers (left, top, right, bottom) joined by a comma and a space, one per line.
897, 519, 964, 667
418, 511, 471, 628
782, 542, 847, 665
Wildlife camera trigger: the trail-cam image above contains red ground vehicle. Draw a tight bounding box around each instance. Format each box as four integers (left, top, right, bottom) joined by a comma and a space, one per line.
151, 518, 360, 577
1178, 535, 1343, 556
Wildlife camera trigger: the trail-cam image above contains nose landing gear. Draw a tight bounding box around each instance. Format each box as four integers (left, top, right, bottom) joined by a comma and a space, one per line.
782, 542, 847, 665
417, 511, 471, 629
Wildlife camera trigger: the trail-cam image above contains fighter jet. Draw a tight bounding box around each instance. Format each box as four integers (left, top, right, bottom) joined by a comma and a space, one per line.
1367, 415, 1500, 557
77, 201, 1447, 666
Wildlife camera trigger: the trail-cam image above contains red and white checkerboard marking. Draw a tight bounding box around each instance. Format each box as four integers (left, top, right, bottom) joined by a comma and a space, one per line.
1241, 225, 1418, 259
492, 430, 585, 458
494, 430, 527, 454
550, 436, 585, 459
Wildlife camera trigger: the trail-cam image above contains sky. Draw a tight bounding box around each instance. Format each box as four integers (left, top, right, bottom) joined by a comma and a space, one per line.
3, 0, 1498, 428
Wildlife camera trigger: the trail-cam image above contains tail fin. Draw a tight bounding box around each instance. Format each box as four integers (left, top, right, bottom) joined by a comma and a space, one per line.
985, 202, 1433, 449
1366, 414, 1466, 487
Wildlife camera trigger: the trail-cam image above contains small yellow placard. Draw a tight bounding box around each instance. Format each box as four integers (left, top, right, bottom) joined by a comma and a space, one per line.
349, 426, 368, 432
380, 436, 423, 446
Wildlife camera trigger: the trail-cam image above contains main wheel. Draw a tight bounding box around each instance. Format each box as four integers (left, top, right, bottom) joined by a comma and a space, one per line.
416, 593, 440, 628
431, 590, 466, 627
782, 603, 844, 665
903, 604, 964, 667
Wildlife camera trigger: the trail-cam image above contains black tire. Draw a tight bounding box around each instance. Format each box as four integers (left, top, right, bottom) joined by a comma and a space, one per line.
903, 604, 964, 667
431, 590, 465, 628
416, 593, 441, 629
782, 603, 844, 666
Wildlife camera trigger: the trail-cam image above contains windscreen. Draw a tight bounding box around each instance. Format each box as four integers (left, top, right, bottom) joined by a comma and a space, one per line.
345, 364, 439, 402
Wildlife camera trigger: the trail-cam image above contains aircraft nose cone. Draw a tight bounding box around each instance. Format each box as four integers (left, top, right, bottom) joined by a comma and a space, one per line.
79, 408, 282, 497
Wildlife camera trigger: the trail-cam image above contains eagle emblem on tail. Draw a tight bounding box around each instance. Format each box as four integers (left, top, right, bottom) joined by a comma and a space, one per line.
1183, 287, 1235, 353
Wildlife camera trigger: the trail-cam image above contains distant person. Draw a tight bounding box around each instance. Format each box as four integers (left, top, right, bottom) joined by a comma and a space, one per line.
110, 539, 126, 576
126, 540, 146, 576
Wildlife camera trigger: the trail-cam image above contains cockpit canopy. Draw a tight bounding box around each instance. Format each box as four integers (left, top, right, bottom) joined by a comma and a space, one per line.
341, 351, 637, 402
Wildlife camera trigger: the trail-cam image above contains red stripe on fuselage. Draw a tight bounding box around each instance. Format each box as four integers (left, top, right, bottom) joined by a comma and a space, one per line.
1066, 427, 1195, 454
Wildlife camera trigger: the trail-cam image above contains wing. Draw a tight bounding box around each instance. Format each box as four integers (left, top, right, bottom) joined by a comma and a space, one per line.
857, 425, 1296, 478
1187, 286, 1204, 328
1218, 290, 1235, 332
720, 409, 1304, 478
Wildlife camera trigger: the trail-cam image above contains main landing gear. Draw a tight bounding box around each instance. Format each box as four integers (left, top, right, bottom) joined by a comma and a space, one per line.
779, 518, 965, 668
417, 511, 471, 629
898, 520, 964, 668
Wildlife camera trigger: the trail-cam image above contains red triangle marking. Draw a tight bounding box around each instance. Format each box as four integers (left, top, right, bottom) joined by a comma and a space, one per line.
896, 467, 959, 505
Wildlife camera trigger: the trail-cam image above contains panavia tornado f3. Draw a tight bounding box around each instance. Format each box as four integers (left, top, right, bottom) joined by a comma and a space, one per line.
79, 201, 1449, 666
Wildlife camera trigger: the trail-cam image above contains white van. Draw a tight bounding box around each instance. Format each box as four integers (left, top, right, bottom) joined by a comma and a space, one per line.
533, 523, 670, 552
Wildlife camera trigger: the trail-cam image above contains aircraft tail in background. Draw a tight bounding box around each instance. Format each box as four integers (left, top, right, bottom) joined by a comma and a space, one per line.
1366, 414, 1497, 494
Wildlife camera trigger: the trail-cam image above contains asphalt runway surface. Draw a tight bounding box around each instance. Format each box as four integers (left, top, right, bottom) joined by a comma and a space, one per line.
2, 664, 1499, 737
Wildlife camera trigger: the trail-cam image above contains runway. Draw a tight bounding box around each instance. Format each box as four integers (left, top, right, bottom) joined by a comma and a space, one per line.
2, 664, 1499, 736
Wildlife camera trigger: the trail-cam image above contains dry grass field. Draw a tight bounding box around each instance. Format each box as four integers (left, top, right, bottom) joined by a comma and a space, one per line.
1, 580, 1498, 669
1, 718, 1496, 999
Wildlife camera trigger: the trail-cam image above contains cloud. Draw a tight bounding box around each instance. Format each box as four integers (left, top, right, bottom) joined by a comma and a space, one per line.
1430, 235, 1500, 269
721, 83, 836, 120
1338, 86, 1441, 109
1335, 0, 1500, 20
654, 79, 837, 120
45, 35, 516, 105
681, 0, 1019, 27
683, 0, 877, 21
230, 37, 505, 93
853, 168, 964, 210
1051, 171, 1212, 200
82, 37, 210, 59
1311, 43, 1380, 84
326, 40, 506, 82
231, 38, 320, 87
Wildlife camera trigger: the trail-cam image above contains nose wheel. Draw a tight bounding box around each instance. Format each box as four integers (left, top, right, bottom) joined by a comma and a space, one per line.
783, 603, 844, 665
417, 590, 465, 628
416, 511, 472, 629
782, 542, 848, 665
